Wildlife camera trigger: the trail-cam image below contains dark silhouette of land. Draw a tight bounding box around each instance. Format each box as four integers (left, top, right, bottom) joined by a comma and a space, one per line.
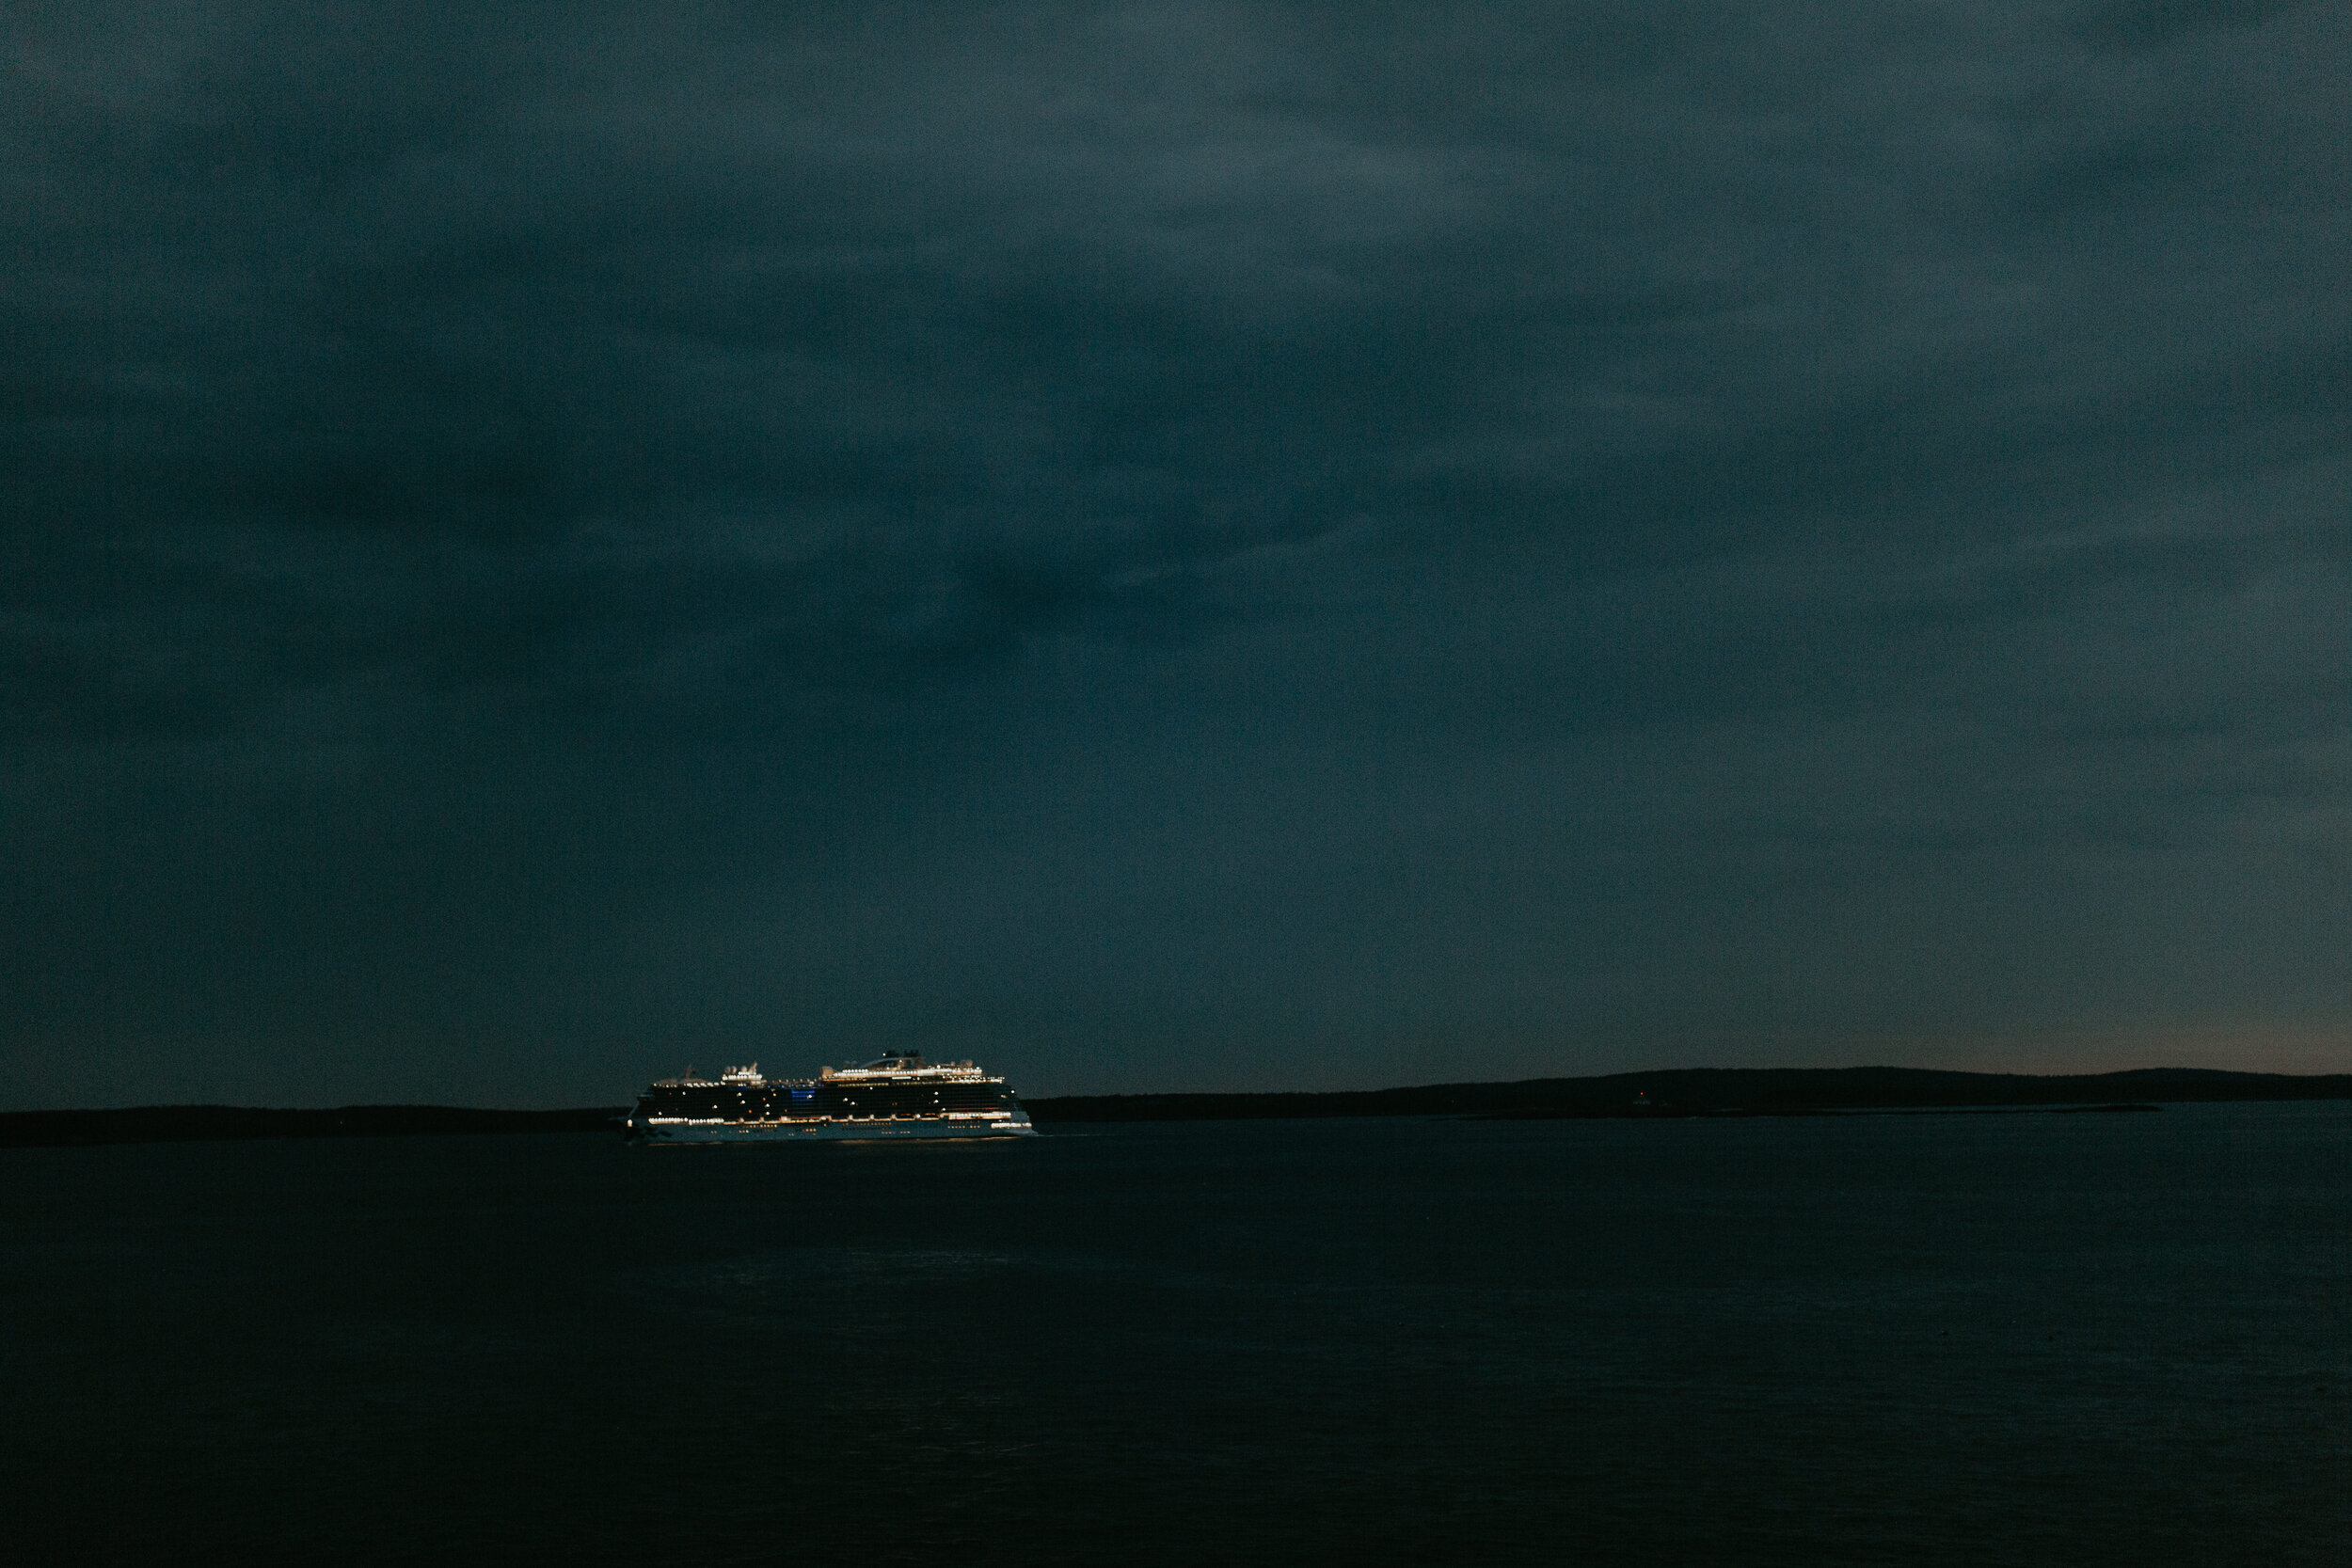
5, 1067, 2348, 1148
0, 1104, 619, 1149
1026, 1067, 2352, 1123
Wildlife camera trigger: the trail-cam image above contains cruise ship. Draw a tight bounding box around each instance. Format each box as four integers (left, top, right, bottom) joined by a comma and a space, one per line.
623, 1053, 1037, 1143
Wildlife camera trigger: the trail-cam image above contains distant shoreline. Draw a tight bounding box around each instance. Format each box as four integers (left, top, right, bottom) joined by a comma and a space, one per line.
4, 1067, 2346, 1148
0, 1105, 622, 1149
1025, 1067, 2352, 1125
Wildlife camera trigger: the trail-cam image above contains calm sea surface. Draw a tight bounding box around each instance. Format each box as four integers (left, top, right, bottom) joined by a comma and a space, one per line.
5, 1104, 2347, 1565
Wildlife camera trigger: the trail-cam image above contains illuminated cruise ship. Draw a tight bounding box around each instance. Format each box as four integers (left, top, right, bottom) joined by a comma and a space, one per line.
623, 1053, 1036, 1143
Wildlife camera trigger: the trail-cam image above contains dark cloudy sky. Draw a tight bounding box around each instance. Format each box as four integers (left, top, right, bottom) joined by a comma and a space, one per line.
6, 2, 2347, 1108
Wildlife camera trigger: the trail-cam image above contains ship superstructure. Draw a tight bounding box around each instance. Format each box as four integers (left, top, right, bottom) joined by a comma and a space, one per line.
624, 1053, 1035, 1143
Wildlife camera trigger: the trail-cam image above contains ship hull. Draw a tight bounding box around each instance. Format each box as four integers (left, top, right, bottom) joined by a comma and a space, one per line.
628, 1113, 1036, 1144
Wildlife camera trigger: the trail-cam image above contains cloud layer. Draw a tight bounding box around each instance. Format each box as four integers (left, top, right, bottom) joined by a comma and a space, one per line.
5, 2, 2347, 1104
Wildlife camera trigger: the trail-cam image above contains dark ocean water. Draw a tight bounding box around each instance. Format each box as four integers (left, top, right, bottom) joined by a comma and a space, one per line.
5, 1104, 2346, 1566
